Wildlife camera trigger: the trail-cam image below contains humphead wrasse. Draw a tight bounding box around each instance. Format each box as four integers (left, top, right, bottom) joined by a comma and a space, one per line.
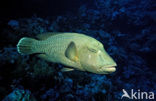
17, 32, 117, 74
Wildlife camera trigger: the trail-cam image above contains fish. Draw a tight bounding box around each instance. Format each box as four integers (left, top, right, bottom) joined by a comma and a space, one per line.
17, 32, 117, 74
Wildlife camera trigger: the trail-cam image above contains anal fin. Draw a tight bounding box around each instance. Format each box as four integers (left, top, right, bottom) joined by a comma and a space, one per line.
37, 54, 51, 61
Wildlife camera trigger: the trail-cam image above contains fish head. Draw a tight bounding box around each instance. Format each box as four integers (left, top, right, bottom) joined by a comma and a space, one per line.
79, 41, 117, 74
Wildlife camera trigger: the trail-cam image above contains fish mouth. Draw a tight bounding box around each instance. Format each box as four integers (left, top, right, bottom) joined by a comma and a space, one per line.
98, 65, 116, 73
104, 66, 116, 72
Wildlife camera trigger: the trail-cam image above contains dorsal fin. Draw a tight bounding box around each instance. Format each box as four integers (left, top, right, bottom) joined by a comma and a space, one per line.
65, 41, 79, 62
36, 32, 61, 40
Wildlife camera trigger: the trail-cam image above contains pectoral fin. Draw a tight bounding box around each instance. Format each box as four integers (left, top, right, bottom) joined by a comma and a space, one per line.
61, 68, 74, 72
65, 41, 79, 62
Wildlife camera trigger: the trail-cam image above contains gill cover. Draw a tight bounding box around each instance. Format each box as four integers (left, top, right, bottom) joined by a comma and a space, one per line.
78, 45, 100, 73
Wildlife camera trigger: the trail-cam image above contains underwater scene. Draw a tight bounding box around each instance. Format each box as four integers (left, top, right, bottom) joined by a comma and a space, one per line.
0, 0, 156, 101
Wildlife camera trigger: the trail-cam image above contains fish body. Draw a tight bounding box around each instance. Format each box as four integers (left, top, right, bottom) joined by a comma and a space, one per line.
17, 32, 117, 74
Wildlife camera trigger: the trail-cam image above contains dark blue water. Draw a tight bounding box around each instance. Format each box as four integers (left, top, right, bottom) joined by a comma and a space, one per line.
0, 0, 155, 100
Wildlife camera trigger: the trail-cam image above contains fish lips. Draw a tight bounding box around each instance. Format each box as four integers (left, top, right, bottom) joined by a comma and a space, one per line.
98, 66, 116, 73
104, 66, 116, 72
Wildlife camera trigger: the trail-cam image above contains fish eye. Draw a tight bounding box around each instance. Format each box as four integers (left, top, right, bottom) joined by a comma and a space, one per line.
88, 48, 97, 53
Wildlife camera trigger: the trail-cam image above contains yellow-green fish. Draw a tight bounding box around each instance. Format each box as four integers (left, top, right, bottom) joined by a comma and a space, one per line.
17, 32, 117, 74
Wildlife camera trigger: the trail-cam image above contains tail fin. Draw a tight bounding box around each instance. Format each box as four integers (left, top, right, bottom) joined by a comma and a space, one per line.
17, 37, 38, 55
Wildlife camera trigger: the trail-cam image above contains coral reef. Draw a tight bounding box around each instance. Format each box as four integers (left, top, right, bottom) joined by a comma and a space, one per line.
2, 89, 36, 101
